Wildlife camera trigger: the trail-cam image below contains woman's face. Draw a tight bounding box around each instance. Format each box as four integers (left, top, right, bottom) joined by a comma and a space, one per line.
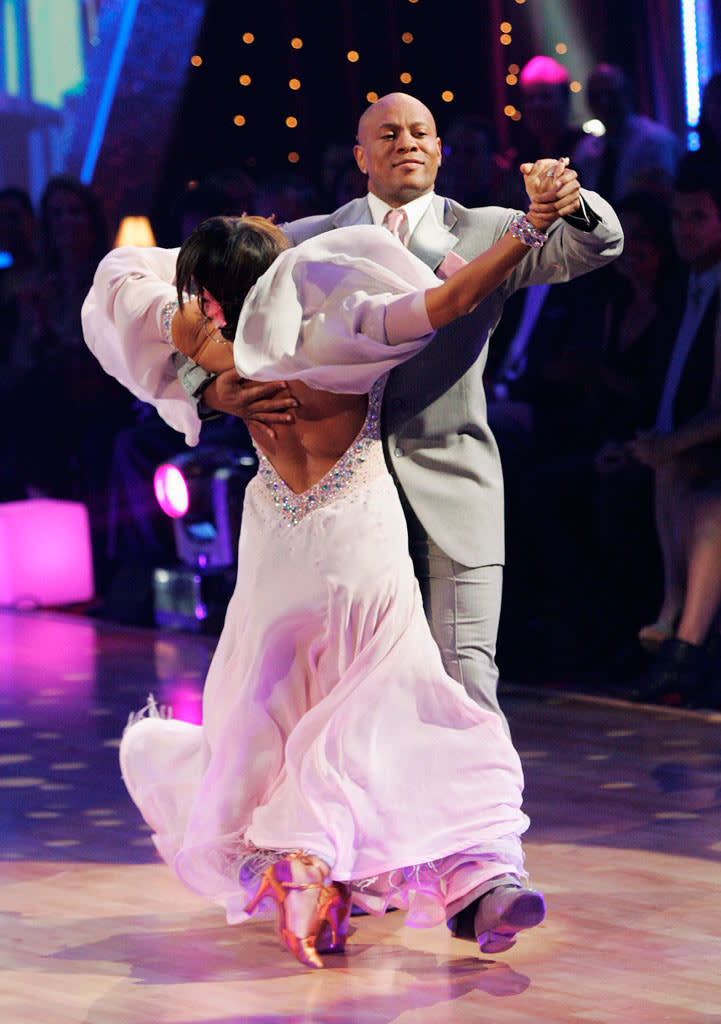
45, 188, 94, 255
201, 289, 227, 329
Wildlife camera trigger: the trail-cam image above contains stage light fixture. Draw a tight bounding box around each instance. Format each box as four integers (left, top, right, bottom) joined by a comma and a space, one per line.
153, 447, 257, 570
152, 447, 258, 633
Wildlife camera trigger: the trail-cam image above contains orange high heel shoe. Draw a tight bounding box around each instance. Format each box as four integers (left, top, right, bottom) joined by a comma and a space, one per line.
244, 852, 345, 968
315, 881, 352, 955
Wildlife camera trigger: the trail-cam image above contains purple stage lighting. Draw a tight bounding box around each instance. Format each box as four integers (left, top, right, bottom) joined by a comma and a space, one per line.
154, 463, 190, 519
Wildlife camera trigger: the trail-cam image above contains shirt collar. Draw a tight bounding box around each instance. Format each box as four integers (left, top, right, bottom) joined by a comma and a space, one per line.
366, 191, 435, 240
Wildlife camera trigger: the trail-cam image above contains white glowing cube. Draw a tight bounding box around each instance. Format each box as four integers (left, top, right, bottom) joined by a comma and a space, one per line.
0, 499, 95, 607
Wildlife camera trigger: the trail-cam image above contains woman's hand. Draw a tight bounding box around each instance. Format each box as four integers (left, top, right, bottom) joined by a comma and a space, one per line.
520, 157, 581, 228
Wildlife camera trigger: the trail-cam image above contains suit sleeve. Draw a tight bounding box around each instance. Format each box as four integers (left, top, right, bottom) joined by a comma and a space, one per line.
503, 188, 624, 294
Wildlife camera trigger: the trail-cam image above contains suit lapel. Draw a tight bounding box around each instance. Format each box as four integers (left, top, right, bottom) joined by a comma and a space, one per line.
330, 197, 373, 228
408, 195, 459, 272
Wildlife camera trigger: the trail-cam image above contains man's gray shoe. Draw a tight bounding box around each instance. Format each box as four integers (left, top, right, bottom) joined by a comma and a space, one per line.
474, 885, 546, 954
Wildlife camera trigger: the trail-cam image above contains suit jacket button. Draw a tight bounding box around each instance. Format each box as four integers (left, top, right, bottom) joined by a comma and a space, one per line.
394, 447, 403, 457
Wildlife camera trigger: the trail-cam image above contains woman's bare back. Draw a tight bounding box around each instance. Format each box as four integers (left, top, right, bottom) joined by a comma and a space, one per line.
249, 380, 369, 495
171, 302, 369, 496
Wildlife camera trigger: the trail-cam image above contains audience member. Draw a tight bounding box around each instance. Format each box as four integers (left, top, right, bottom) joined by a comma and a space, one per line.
627, 154, 721, 706
498, 56, 583, 209
696, 72, 721, 167
572, 63, 681, 204
488, 190, 682, 675
11, 175, 134, 587
436, 113, 498, 207
0, 187, 40, 500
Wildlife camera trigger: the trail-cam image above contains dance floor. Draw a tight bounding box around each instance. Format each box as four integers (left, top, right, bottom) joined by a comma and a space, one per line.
2, 607, 721, 1024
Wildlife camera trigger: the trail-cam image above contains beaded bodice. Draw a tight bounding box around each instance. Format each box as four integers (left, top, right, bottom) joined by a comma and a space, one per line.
254, 377, 387, 526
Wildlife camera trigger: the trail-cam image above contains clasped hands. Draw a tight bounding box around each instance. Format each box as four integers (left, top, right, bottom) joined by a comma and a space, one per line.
520, 157, 581, 228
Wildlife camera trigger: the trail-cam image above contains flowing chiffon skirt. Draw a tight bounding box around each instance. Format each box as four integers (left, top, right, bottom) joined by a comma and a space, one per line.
120, 383, 529, 928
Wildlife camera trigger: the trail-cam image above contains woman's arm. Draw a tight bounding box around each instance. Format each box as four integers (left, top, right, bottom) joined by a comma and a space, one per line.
171, 299, 236, 374
424, 157, 575, 329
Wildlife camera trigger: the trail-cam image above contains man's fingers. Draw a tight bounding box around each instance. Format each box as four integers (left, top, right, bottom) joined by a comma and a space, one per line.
250, 422, 278, 444
249, 410, 296, 423
239, 380, 292, 399
247, 395, 298, 411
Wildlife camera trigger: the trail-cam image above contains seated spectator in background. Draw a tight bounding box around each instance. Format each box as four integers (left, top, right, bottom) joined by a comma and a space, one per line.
490, 190, 681, 678
572, 63, 680, 204
498, 56, 583, 209
436, 113, 498, 207
0, 187, 38, 374
627, 154, 721, 707
0, 187, 38, 362
0, 187, 39, 501
696, 72, 721, 168
10, 175, 134, 587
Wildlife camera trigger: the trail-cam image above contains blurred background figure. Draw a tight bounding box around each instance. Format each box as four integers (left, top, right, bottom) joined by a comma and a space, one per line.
8, 175, 135, 588
0, 187, 38, 375
572, 63, 681, 204
516, 56, 583, 161
696, 72, 721, 169
436, 112, 498, 207
254, 172, 320, 222
626, 154, 721, 706
490, 188, 683, 680
498, 56, 583, 209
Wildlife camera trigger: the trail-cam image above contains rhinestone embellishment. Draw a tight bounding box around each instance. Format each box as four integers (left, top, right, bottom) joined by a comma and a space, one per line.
256, 377, 385, 526
161, 299, 178, 344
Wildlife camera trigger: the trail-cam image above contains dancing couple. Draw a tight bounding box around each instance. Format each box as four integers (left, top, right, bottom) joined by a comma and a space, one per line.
82, 95, 623, 969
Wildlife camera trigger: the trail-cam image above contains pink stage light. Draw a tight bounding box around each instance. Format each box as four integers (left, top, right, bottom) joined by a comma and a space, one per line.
154, 463, 190, 518
0, 499, 94, 607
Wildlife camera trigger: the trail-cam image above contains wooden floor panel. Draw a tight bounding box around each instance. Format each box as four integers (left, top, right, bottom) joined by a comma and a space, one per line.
1, 609, 720, 1023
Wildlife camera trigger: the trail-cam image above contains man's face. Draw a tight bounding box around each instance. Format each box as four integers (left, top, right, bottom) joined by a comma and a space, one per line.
671, 190, 721, 270
519, 82, 568, 139
354, 94, 442, 207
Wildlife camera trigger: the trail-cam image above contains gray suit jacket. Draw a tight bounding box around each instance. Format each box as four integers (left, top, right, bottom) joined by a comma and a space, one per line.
283, 192, 623, 566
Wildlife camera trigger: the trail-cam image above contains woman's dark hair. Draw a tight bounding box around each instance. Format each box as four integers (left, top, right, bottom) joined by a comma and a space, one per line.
176, 215, 289, 339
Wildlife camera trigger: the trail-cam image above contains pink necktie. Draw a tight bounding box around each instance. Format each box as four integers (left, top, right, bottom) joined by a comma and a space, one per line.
383, 208, 406, 244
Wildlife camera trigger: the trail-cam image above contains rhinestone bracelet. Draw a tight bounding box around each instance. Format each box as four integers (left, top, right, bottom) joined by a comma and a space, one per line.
509, 213, 548, 249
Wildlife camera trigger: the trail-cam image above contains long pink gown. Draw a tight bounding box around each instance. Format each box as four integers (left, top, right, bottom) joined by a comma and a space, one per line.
82, 226, 529, 929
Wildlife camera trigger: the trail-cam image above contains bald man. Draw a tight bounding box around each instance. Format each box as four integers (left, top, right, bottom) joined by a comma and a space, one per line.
199, 93, 623, 951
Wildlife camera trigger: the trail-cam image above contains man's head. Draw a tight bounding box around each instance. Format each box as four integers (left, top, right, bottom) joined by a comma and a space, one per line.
518, 56, 571, 146
671, 154, 721, 272
354, 92, 441, 207
176, 215, 289, 339
586, 64, 632, 136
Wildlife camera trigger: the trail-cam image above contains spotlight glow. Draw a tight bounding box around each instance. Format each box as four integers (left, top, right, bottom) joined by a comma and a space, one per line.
154, 465, 189, 518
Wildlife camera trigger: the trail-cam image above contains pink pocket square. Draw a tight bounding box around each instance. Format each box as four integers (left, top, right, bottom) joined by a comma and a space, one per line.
436, 250, 468, 279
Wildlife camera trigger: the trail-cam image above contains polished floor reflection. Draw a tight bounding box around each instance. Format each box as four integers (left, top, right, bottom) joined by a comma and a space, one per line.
2, 608, 721, 1024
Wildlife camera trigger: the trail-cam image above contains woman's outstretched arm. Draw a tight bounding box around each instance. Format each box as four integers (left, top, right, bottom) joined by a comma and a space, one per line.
423, 157, 575, 329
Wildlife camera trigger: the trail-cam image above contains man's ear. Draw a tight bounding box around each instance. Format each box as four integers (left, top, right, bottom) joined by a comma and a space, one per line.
354, 144, 368, 174
436, 136, 442, 166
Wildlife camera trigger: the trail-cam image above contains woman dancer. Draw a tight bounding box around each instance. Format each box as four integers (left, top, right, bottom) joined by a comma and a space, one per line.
82, 162, 560, 968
